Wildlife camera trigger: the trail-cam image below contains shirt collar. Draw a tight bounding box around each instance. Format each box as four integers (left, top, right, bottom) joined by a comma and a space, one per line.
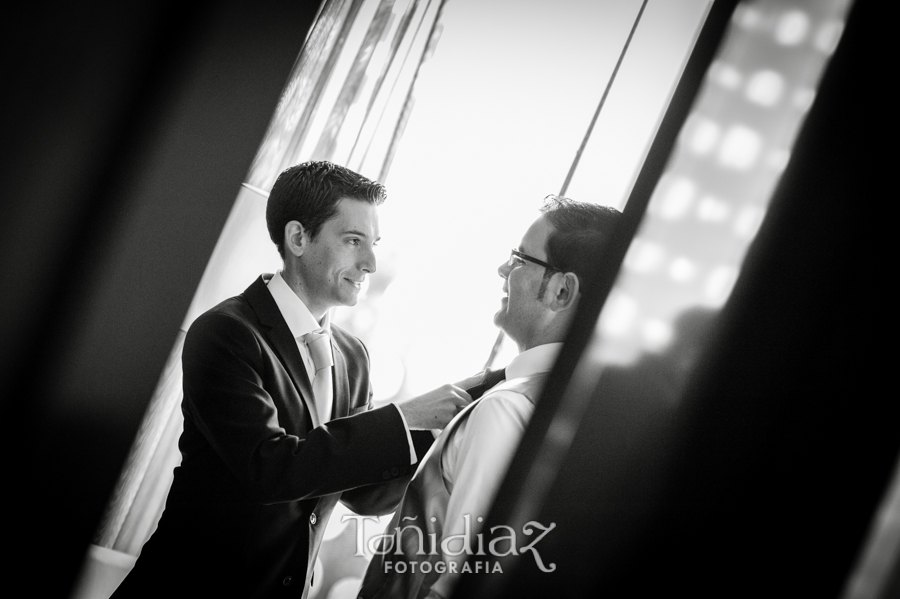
267, 270, 331, 338
505, 342, 563, 381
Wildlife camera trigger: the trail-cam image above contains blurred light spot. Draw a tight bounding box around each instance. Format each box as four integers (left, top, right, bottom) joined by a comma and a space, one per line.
624, 238, 666, 273
668, 257, 698, 283
745, 70, 785, 106
326, 576, 363, 599
687, 116, 721, 155
733, 204, 765, 239
775, 10, 810, 45
718, 125, 762, 170
710, 61, 742, 89
792, 87, 816, 111
815, 20, 844, 53
659, 177, 696, 219
733, 5, 763, 30
598, 290, 638, 338
765, 149, 791, 172
642, 319, 673, 353
704, 265, 738, 306
696, 195, 731, 222
546, 414, 577, 445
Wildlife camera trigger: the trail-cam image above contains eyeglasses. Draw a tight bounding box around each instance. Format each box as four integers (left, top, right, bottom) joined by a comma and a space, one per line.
508, 248, 559, 272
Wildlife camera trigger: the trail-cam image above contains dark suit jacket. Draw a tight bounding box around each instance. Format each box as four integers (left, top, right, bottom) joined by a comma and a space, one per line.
113, 275, 431, 599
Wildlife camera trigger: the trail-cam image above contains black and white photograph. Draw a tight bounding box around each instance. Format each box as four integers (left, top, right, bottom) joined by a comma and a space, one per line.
1, 0, 890, 598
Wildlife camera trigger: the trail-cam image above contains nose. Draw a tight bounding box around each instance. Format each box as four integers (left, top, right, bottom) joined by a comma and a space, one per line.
498, 259, 511, 279
360, 243, 377, 274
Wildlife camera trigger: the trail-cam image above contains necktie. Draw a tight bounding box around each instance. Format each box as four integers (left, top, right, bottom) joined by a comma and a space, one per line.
303, 329, 334, 423
466, 368, 506, 400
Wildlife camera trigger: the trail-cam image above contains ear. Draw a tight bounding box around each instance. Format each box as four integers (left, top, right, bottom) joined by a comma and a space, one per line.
551, 272, 580, 312
283, 220, 307, 258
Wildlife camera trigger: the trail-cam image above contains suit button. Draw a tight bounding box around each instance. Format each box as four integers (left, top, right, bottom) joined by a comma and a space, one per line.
390, 467, 399, 476
283, 576, 293, 586
309, 513, 317, 525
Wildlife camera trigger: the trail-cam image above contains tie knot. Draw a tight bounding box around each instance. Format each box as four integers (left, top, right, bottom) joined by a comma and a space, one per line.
304, 329, 333, 372
466, 368, 506, 400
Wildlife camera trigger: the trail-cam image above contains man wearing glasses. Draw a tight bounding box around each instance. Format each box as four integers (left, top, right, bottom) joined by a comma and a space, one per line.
358, 195, 622, 599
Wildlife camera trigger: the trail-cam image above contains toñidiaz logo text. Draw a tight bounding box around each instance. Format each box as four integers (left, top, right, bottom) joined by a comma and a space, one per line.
343, 514, 557, 574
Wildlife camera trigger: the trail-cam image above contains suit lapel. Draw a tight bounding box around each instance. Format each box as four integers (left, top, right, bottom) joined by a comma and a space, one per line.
331, 339, 350, 419
243, 275, 320, 429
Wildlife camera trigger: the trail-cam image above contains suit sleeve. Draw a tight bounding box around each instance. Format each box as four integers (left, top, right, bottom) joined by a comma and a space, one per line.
340, 428, 435, 516
340, 367, 493, 516
181, 310, 413, 504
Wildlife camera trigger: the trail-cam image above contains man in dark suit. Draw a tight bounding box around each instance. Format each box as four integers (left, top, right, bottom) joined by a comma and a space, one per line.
112, 161, 476, 598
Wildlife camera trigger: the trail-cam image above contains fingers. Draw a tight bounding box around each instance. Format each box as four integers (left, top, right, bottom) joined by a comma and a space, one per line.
399, 382, 476, 429
446, 384, 472, 405
435, 383, 471, 401
454, 371, 485, 389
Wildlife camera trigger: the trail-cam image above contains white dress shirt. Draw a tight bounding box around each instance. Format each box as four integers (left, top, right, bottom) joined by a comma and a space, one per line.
430, 342, 562, 598
267, 270, 333, 391
266, 271, 417, 462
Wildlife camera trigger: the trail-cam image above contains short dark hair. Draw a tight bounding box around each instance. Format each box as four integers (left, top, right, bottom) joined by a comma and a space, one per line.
266, 160, 386, 258
538, 194, 622, 298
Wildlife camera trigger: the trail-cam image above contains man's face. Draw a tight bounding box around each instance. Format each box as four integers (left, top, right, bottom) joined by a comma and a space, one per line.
296, 197, 379, 317
494, 215, 554, 351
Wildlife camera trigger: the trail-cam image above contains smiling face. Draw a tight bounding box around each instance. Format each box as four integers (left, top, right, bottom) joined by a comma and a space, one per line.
494, 215, 555, 352
291, 197, 380, 319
